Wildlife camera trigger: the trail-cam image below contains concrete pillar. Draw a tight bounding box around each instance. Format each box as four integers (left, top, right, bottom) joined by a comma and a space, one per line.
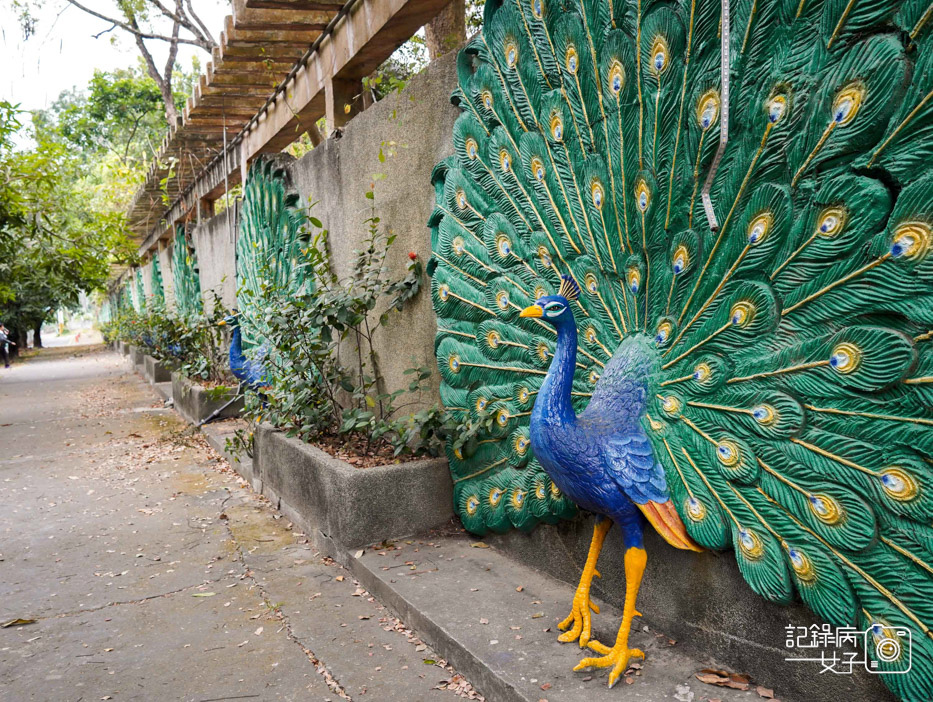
325, 76, 363, 135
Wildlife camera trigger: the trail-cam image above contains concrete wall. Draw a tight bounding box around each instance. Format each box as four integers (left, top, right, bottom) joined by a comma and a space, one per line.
157, 241, 176, 312
287, 51, 459, 402
192, 210, 238, 314
140, 259, 154, 300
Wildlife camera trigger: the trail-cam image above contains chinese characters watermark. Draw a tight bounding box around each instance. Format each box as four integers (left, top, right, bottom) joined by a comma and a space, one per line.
784, 624, 912, 675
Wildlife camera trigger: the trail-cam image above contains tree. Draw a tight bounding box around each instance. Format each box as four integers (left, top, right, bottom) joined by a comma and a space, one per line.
16, 0, 216, 127
0, 102, 136, 347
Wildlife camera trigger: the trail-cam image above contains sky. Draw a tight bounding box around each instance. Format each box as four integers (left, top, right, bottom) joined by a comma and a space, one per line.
1, 0, 228, 112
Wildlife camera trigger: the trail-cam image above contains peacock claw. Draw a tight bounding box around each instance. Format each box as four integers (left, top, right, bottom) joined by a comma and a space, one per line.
557, 589, 599, 647
573, 643, 645, 688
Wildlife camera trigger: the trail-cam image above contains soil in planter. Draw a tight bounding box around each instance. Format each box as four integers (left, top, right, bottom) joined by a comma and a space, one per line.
312, 433, 423, 468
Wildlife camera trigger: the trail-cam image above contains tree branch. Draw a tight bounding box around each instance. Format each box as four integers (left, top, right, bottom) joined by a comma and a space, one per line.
64, 0, 213, 51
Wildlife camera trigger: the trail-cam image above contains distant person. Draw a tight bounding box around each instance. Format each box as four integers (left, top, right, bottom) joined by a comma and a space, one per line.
0, 324, 15, 368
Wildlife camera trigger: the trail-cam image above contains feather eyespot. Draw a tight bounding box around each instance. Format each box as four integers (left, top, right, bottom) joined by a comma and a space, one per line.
729, 301, 755, 327
685, 497, 707, 522
550, 482, 562, 498
511, 489, 526, 508
591, 180, 604, 209
693, 362, 711, 382
832, 83, 864, 125
550, 113, 563, 141
767, 92, 788, 124
786, 547, 816, 582
649, 36, 669, 74
485, 330, 501, 349
451, 236, 465, 255
655, 321, 672, 345
672, 244, 689, 274
660, 395, 681, 416
588, 370, 599, 384
482, 90, 493, 110
531, 0, 543, 19
535, 482, 546, 499
455, 189, 468, 210
537, 246, 553, 269
697, 90, 720, 129
585, 326, 598, 343
495, 290, 510, 310
808, 493, 842, 525
829, 342, 860, 374
505, 41, 518, 68
531, 157, 545, 182
536, 342, 550, 360
517, 387, 530, 403
489, 488, 503, 507
447, 352, 461, 372
496, 409, 510, 426
514, 435, 529, 455
608, 61, 625, 95
438, 284, 451, 302
496, 234, 512, 257
465, 495, 480, 515
475, 396, 488, 411
636, 180, 651, 212
817, 207, 846, 238
716, 440, 741, 467
737, 528, 764, 560
891, 221, 931, 260
565, 46, 579, 74
464, 137, 478, 160
584, 273, 599, 295
752, 404, 776, 425
499, 150, 512, 173
626, 268, 640, 294
881, 468, 919, 502
747, 212, 773, 245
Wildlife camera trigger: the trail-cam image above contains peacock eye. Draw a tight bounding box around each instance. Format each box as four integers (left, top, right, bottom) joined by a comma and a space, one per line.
531, 157, 545, 182
496, 235, 511, 257
697, 90, 720, 129
818, 207, 846, 237
482, 91, 493, 109
465, 138, 478, 159
747, 212, 773, 244
531, 0, 542, 18
832, 84, 863, 125
550, 114, 563, 141
608, 61, 624, 95
650, 37, 669, 74
566, 46, 578, 74
591, 181, 604, 209
890, 222, 931, 260
544, 303, 564, 317
499, 150, 511, 172
505, 41, 518, 68
767, 93, 787, 123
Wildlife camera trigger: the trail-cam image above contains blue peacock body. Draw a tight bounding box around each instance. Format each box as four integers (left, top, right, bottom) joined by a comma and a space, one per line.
428, 0, 933, 696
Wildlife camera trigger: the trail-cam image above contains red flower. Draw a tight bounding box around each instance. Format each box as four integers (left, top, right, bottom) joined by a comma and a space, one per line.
408, 251, 418, 261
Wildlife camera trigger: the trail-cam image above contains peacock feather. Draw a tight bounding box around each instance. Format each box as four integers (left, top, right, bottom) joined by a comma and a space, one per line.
428, 0, 933, 696
172, 225, 203, 319
149, 255, 165, 305
236, 157, 310, 351
134, 268, 146, 313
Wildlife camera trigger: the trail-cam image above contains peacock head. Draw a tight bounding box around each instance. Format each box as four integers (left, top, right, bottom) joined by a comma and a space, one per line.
519, 275, 579, 327
218, 310, 241, 328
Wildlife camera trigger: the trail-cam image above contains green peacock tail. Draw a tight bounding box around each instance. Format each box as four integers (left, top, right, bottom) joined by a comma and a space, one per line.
135, 268, 146, 313
149, 255, 165, 305
172, 225, 203, 320
427, 0, 933, 697
235, 157, 310, 351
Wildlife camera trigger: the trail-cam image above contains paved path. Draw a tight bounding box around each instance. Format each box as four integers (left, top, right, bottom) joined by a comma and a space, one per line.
0, 347, 478, 701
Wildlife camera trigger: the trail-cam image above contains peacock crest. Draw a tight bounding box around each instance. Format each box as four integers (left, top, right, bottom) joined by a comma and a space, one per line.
428, 0, 933, 697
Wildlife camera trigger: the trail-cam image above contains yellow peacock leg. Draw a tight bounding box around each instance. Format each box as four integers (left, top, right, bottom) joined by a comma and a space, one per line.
574, 546, 647, 687
558, 519, 612, 647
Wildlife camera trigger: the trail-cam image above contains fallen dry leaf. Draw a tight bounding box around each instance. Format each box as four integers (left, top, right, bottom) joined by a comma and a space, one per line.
1, 618, 36, 628
757, 686, 775, 699
540, 683, 552, 691
470, 542, 490, 549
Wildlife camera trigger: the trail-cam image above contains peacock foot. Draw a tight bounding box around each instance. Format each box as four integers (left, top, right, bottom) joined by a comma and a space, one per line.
573, 641, 645, 688
557, 580, 600, 647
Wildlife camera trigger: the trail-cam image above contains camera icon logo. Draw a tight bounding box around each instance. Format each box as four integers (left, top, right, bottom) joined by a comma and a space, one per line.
865, 625, 912, 675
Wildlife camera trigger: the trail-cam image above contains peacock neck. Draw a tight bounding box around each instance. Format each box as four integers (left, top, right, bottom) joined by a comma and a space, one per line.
535, 320, 578, 425
229, 325, 244, 363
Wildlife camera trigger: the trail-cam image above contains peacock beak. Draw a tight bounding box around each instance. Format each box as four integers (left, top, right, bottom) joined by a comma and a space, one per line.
217, 319, 226, 326
520, 305, 543, 318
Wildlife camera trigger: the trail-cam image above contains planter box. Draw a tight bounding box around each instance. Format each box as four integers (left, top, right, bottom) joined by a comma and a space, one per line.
254, 423, 453, 551
119, 341, 129, 356
143, 355, 172, 384
171, 371, 242, 425
128, 345, 144, 367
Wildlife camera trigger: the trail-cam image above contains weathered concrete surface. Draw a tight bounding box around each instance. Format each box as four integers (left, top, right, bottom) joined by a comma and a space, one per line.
143, 354, 172, 383
0, 347, 479, 701
348, 531, 768, 702
254, 424, 454, 551
128, 344, 143, 367
171, 371, 242, 425
157, 239, 177, 313
192, 209, 238, 313
487, 520, 893, 702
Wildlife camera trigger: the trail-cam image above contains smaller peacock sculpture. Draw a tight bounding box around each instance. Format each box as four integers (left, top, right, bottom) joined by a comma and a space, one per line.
218, 312, 269, 391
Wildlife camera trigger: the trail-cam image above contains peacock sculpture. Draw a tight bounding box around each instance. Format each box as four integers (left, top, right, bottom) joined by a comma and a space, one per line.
428, 0, 933, 697
218, 313, 269, 390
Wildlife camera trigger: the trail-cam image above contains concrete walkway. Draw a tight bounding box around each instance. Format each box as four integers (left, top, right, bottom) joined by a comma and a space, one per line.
0, 347, 478, 701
